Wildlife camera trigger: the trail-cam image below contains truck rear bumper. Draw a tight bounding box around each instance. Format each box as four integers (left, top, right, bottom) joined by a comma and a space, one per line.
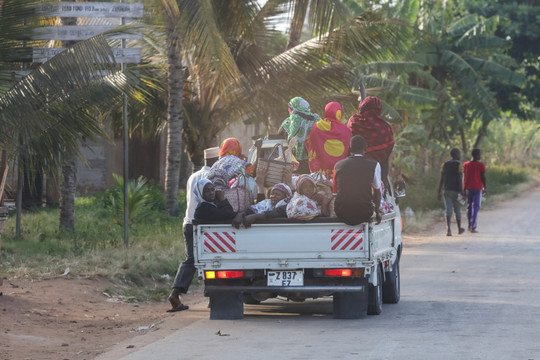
204, 285, 366, 293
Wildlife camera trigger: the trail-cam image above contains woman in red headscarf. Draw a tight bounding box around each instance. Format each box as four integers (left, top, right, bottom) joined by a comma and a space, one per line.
210, 137, 254, 181
305, 102, 352, 179
347, 97, 394, 183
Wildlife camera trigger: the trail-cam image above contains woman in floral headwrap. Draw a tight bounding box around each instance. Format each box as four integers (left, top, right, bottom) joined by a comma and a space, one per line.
242, 182, 293, 227
347, 97, 394, 183
286, 174, 331, 219
211, 137, 255, 181
305, 101, 352, 179
278, 97, 321, 174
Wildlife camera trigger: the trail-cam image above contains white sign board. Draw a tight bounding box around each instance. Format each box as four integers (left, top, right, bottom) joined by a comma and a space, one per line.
37, 2, 144, 18
33, 47, 141, 63
34, 26, 142, 41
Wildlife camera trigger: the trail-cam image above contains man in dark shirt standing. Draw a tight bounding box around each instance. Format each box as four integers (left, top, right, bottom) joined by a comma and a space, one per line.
438, 148, 465, 236
333, 135, 382, 226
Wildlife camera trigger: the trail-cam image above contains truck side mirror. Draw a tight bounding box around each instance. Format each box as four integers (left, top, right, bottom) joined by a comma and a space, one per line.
394, 180, 406, 199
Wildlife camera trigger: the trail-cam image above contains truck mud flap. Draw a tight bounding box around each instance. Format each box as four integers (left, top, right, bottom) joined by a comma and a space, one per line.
333, 290, 368, 319
209, 292, 243, 320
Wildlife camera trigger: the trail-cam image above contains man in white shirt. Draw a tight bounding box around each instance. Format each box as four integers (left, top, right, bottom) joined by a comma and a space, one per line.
167, 147, 219, 312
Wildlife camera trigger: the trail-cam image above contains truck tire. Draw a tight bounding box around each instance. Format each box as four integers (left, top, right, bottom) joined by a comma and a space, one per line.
382, 255, 400, 304
368, 265, 383, 315
209, 292, 244, 320
243, 293, 261, 305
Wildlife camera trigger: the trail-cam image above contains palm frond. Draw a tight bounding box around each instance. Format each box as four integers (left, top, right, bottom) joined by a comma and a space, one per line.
177, 0, 241, 94
466, 57, 525, 87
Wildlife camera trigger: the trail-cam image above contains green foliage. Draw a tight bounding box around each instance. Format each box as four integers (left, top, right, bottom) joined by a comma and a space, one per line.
485, 164, 530, 196
1, 192, 186, 300
399, 170, 442, 212
481, 115, 540, 167
104, 174, 162, 226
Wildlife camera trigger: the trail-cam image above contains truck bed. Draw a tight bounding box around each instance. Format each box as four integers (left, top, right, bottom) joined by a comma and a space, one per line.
194, 213, 398, 271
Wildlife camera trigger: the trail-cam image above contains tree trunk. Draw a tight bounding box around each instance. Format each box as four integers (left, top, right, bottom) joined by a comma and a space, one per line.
59, 152, 77, 231
286, 0, 309, 50
59, 6, 77, 231
163, 7, 184, 216
473, 119, 491, 149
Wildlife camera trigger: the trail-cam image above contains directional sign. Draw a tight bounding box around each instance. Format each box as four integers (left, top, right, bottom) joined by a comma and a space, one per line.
37, 2, 144, 18
33, 47, 141, 63
34, 26, 142, 41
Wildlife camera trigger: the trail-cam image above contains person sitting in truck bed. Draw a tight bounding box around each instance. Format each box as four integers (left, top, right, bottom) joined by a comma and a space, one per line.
242, 182, 292, 227
286, 174, 332, 220
194, 179, 244, 227
333, 135, 383, 225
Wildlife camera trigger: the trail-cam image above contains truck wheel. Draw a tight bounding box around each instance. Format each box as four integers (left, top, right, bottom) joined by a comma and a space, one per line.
382, 255, 400, 304
209, 292, 244, 320
243, 293, 261, 305
368, 265, 383, 315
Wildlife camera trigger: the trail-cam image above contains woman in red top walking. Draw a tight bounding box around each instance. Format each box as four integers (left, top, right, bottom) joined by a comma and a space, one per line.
463, 148, 487, 232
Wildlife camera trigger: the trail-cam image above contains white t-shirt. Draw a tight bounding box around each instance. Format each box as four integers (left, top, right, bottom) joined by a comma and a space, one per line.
183, 166, 211, 226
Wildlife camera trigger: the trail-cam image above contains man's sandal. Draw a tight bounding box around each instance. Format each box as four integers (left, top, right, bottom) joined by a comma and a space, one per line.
166, 303, 189, 312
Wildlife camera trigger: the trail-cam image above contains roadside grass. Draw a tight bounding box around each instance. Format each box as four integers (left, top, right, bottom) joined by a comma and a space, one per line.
1, 191, 187, 301
1, 164, 538, 300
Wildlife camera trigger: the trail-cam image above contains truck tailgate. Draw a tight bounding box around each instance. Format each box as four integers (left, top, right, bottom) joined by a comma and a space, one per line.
194, 221, 376, 269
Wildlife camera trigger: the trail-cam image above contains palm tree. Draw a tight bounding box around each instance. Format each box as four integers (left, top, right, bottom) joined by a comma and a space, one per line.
350, 0, 524, 153
159, 1, 411, 169
0, 0, 141, 236
162, 0, 184, 216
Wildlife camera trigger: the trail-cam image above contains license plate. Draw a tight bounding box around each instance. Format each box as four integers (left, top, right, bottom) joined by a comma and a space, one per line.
267, 270, 304, 286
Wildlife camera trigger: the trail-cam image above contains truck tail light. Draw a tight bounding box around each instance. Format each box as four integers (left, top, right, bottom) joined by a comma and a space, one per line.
324, 268, 364, 277
205, 270, 245, 279
324, 269, 363, 277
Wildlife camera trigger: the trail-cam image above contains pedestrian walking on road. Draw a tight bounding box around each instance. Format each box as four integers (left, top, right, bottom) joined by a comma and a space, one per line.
437, 148, 465, 236
463, 148, 487, 233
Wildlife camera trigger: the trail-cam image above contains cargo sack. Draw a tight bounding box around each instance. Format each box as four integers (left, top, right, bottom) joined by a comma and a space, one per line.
223, 173, 254, 212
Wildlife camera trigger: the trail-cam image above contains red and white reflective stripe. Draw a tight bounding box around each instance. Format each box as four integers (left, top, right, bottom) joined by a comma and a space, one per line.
331, 228, 364, 251
203, 231, 236, 253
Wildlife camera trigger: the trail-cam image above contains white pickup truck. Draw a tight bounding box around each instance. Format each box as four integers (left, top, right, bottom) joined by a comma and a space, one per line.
193, 180, 405, 320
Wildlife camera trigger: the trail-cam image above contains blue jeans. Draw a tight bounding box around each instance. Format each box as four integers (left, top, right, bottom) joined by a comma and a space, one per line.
466, 189, 483, 230
172, 223, 196, 293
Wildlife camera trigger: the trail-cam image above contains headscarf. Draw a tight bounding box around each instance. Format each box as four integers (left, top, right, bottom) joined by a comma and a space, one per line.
304, 102, 351, 179
272, 183, 292, 201
286, 176, 320, 220
219, 138, 242, 158
347, 97, 394, 155
193, 178, 213, 204
324, 101, 343, 123
206, 168, 229, 190
248, 183, 293, 214
280, 97, 321, 161
295, 174, 316, 196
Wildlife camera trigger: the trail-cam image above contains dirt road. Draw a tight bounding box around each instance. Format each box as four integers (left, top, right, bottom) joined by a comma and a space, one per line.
1, 186, 538, 360
96, 187, 540, 360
